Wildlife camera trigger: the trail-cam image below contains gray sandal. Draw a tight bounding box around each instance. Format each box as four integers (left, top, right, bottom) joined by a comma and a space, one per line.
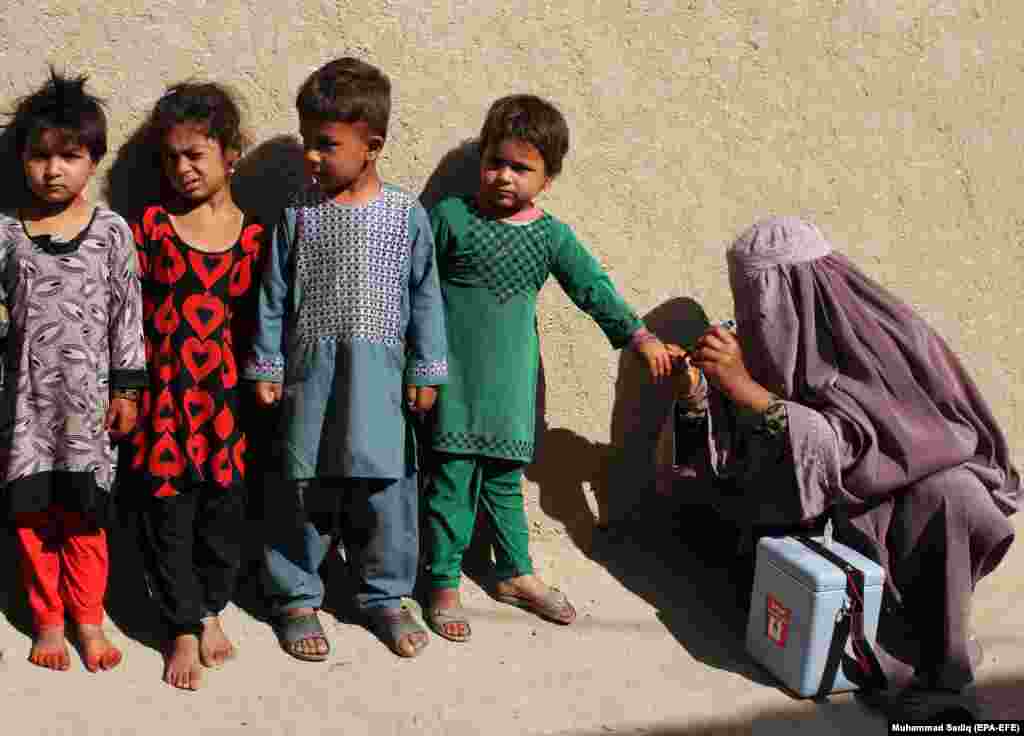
426, 606, 472, 643
495, 587, 577, 625
273, 612, 330, 662
367, 599, 430, 658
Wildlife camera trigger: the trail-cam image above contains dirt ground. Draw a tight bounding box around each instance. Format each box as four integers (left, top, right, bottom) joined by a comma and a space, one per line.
0, 498, 1021, 736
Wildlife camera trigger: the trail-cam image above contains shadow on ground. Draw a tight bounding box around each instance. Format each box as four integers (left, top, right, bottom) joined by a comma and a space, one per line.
521, 297, 770, 683
560, 674, 1024, 735
0, 527, 33, 640
561, 696, 887, 736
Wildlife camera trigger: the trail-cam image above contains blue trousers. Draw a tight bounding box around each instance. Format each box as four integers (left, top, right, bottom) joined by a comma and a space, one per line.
262, 475, 418, 616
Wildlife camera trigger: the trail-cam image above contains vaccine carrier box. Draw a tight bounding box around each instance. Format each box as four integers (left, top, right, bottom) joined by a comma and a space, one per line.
745, 535, 885, 698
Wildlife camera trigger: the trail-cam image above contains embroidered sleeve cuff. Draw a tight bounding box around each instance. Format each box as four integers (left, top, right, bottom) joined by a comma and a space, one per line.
243, 355, 285, 382
759, 398, 789, 438
406, 358, 449, 386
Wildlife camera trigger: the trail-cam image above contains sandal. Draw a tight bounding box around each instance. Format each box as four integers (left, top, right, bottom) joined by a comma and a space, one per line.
273, 612, 330, 662
495, 587, 577, 625
426, 606, 472, 643
367, 598, 430, 658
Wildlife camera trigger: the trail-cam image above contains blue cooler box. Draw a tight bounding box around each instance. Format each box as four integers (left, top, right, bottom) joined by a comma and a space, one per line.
745, 535, 885, 697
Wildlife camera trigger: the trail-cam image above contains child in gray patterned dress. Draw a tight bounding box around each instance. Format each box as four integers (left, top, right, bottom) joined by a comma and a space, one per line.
0, 69, 146, 672
246, 58, 448, 661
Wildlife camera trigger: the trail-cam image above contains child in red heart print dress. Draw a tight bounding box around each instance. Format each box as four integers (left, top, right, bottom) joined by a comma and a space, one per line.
127, 82, 267, 691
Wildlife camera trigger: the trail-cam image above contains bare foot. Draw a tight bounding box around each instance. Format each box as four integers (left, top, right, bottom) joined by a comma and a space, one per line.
163, 633, 203, 690
430, 588, 470, 640
199, 616, 236, 668
495, 574, 577, 625
76, 623, 123, 672
29, 626, 70, 671
281, 607, 329, 660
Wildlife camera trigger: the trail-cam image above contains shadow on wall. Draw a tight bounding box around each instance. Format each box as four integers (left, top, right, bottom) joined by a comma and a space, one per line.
524, 297, 712, 552
524, 300, 771, 685
0, 127, 29, 213
419, 138, 480, 212
104, 126, 307, 223
606, 297, 711, 525
231, 135, 307, 221
102, 122, 162, 223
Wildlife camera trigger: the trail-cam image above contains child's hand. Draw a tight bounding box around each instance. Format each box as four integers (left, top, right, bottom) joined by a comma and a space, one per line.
633, 334, 673, 383
405, 385, 437, 414
255, 381, 283, 406
105, 397, 138, 439
690, 325, 774, 412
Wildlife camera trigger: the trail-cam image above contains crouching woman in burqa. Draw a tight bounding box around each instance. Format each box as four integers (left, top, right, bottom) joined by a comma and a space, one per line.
670, 216, 1019, 711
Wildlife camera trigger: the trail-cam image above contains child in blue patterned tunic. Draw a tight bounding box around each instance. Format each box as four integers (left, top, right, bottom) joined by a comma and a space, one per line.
245, 58, 448, 661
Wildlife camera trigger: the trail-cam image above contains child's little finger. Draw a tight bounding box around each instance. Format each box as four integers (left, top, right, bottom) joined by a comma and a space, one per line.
659, 351, 673, 378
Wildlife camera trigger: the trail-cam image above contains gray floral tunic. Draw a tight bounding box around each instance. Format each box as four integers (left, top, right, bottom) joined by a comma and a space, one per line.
0, 208, 147, 520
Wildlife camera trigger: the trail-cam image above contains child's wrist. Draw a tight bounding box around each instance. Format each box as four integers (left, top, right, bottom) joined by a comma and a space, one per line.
629, 327, 659, 350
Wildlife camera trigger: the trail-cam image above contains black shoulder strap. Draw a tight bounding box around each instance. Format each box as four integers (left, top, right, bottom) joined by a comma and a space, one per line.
795, 535, 888, 693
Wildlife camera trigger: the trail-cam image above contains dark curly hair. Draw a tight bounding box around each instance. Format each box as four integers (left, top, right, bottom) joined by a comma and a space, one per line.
5, 67, 108, 162
479, 94, 570, 177
146, 81, 247, 155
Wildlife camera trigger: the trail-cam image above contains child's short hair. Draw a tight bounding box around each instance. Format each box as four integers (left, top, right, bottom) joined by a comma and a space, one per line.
147, 81, 247, 154
479, 95, 570, 177
6, 68, 108, 162
295, 58, 391, 139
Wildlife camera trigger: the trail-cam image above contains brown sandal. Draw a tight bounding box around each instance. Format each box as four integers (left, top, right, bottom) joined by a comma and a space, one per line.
495, 587, 576, 625
274, 612, 330, 662
367, 599, 430, 658
426, 606, 472, 642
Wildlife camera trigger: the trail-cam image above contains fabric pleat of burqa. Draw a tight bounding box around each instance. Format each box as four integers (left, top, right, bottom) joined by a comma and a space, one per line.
713, 216, 1020, 690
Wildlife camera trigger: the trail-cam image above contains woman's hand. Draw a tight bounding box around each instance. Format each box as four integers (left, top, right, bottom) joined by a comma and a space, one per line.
690, 325, 776, 412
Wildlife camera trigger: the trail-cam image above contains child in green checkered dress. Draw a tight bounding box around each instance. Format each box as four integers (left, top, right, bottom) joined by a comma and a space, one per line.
423, 94, 673, 642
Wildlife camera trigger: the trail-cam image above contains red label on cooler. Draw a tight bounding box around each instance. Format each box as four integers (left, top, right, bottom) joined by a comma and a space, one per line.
766, 594, 791, 647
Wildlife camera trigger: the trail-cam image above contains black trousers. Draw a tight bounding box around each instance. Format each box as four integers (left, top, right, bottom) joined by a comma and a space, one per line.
137, 486, 245, 637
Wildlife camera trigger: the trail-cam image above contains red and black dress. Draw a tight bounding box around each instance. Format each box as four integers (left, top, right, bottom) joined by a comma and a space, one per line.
129, 204, 266, 635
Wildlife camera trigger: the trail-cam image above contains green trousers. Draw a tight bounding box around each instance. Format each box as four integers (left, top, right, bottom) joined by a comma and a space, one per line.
424, 453, 534, 589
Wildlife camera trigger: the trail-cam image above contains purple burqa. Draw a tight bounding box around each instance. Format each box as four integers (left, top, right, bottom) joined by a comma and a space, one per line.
716, 216, 1019, 690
